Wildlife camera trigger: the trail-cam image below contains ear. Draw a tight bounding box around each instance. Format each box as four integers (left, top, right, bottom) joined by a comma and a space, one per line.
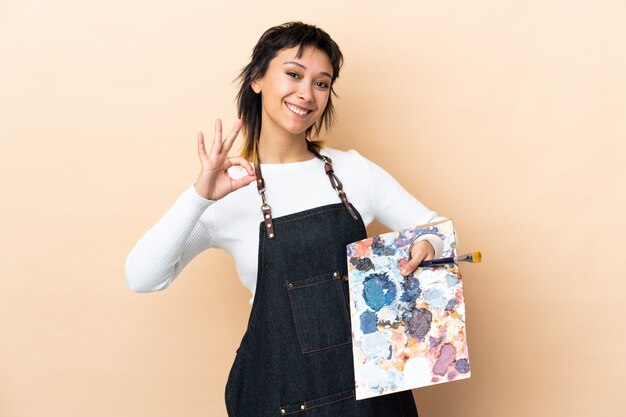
251, 79, 261, 94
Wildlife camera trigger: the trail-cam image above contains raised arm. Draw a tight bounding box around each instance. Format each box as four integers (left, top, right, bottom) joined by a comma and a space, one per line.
124, 185, 216, 292
125, 119, 256, 292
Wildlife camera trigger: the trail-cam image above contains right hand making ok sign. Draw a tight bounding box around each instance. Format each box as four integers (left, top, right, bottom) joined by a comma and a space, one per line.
194, 118, 256, 201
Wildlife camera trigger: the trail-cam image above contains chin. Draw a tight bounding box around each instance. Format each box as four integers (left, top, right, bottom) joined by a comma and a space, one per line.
283, 122, 317, 136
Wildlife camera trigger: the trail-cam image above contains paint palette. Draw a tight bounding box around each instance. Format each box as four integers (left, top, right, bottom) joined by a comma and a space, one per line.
346, 219, 470, 400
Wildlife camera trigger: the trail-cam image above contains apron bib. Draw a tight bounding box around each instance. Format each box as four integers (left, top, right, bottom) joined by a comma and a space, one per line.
224, 149, 419, 417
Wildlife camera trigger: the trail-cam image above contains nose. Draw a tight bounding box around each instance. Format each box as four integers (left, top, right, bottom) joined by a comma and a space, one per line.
297, 83, 313, 102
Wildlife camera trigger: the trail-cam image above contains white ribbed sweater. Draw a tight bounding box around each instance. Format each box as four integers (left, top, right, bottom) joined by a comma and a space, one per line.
124, 147, 445, 305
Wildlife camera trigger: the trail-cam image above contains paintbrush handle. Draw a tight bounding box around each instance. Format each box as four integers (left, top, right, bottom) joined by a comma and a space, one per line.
418, 257, 455, 267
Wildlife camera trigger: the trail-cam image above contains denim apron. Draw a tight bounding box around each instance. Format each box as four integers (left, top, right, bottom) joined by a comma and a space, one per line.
224, 148, 419, 417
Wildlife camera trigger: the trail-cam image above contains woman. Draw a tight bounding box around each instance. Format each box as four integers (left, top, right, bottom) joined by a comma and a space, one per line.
126, 21, 445, 416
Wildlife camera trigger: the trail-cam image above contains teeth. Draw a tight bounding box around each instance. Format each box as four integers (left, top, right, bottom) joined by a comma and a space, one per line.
286, 103, 309, 116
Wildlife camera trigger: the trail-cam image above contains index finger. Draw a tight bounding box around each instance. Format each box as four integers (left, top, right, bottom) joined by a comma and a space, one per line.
210, 118, 224, 157
222, 119, 243, 152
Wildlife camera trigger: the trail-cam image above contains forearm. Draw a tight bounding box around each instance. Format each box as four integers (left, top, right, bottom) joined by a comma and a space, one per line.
125, 183, 215, 292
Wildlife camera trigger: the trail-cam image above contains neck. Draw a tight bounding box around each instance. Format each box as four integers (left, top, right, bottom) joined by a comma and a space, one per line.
257, 129, 315, 164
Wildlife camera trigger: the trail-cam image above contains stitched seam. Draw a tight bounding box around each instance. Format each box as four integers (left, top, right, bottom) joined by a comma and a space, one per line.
289, 274, 340, 289
287, 291, 307, 354
288, 295, 352, 354
302, 340, 352, 354
274, 206, 342, 225
338, 276, 352, 339
287, 277, 353, 354
305, 391, 355, 410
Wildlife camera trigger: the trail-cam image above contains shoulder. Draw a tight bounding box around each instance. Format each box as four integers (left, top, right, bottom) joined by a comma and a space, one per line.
319, 147, 371, 169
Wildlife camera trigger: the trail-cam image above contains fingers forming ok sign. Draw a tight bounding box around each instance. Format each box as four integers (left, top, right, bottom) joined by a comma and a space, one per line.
194, 118, 256, 201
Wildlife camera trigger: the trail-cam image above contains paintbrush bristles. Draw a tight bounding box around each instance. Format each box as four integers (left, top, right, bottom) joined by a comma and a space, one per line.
455, 251, 482, 263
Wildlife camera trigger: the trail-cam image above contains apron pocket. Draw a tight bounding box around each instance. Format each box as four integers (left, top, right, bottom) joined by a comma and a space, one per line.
279, 389, 357, 416
286, 270, 352, 354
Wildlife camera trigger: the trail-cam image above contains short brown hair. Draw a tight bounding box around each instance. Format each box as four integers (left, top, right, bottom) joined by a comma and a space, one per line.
235, 22, 344, 163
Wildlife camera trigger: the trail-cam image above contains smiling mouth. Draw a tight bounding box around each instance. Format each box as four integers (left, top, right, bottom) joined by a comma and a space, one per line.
285, 102, 312, 116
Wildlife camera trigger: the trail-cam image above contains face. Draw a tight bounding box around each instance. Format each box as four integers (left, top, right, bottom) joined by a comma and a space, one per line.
251, 45, 333, 139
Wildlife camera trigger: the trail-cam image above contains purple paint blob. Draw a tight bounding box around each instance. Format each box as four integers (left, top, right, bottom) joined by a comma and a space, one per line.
406, 308, 432, 341
433, 343, 456, 376
429, 336, 442, 348
455, 358, 470, 373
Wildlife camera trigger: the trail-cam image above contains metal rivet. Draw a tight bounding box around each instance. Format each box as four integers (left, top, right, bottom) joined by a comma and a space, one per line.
257, 179, 262, 183
280, 409, 285, 414
267, 223, 271, 228
288, 283, 293, 289
265, 214, 270, 219
333, 271, 338, 277
300, 404, 305, 410
269, 233, 274, 238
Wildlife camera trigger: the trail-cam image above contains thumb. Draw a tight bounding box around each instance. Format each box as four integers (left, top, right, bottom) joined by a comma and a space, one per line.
231, 174, 257, 191
400, 255, 424, 277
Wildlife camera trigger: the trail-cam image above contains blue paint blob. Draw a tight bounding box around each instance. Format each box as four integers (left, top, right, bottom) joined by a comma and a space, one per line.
359, 310, 378, 334
387, 344, 393, 359
455, 358, 470, 373
399, 276, 422, 303
363, 273, 396, 311
446, 299, 457, 311
445, 274, 459, 286
423, 288, 448, 310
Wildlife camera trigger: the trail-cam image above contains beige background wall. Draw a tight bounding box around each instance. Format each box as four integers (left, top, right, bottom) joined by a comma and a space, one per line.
1, 0, 624, 416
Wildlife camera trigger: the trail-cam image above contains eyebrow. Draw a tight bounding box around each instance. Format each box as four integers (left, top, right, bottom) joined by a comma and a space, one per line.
283, 61, 332, 79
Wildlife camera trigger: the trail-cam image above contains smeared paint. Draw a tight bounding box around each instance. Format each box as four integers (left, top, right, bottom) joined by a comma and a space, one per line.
455, 358, 470, 373
445, 274, 459, 286
347, 219, 470, 399
377, 305, 399, 324
360, 310, 378, 334
433, 343, 456, 375
363, 273, 396, 311
429, 336, 442, 348
393, 235, 413, 247
407, 308, 432, 341
360, 332, 393, 361
399, 276, 421, 303
423, 287, 448, 311
353, 238, 374, 257
371, 236, 396, 256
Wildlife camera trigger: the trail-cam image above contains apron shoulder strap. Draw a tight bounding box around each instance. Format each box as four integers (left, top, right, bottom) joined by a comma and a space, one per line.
254, 142, 360, 240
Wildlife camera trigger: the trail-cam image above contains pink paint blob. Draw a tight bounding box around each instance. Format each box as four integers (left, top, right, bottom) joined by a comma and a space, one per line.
433, 343, 456, 376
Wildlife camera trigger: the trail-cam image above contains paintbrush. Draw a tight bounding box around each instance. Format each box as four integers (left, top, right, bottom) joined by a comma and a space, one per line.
418, 251, 482, 267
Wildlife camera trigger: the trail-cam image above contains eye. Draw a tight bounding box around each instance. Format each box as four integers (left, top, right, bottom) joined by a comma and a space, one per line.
286, 71, 300, 79
315, 81, 329, 89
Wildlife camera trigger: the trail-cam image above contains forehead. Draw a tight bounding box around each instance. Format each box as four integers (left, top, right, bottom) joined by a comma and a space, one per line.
271, 45, 333, 76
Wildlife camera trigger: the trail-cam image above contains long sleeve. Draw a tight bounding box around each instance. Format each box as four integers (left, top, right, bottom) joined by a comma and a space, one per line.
359, 151, 446, 258
124, 183, 217, 292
